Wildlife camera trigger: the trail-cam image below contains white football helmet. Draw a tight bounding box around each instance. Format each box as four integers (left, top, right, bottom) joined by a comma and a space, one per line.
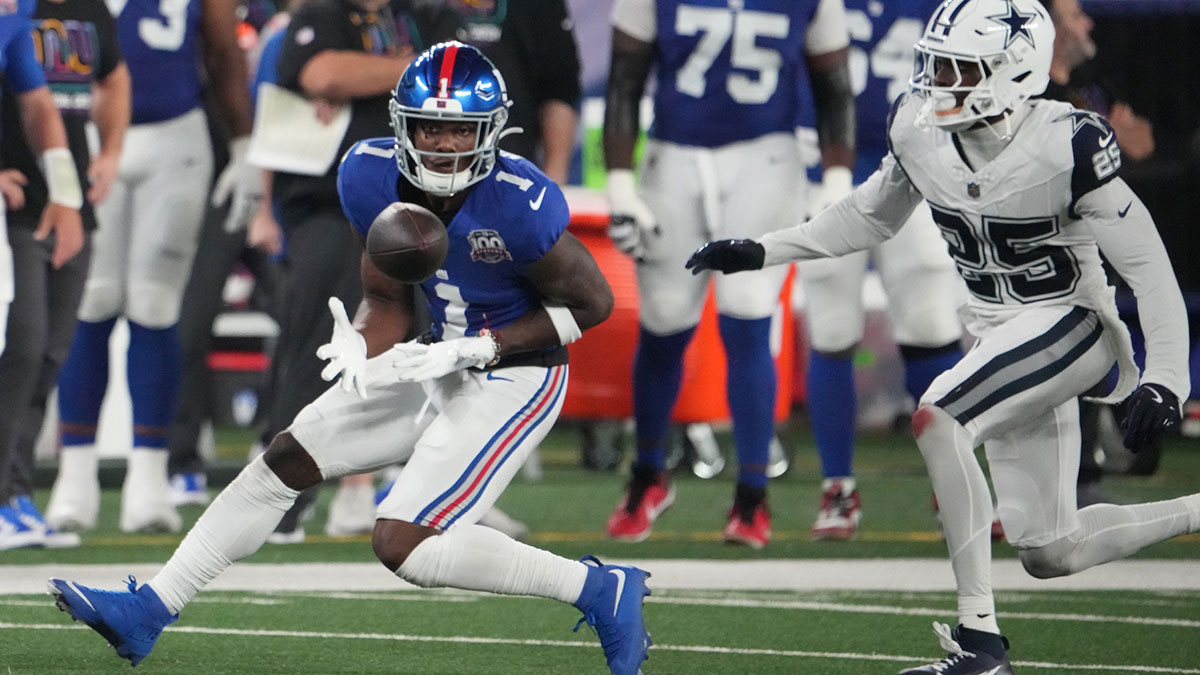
910, 0, 1054, 133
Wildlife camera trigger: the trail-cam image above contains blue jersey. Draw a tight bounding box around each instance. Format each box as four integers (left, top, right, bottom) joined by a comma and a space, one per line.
338, 140, 570, 341
111, 0, 204, 124
650, 0, 824, 147
0, 0, 45, 96
800, 0, 938, 183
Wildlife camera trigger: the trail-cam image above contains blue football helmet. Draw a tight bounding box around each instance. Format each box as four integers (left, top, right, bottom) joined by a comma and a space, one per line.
390, 42, 511, 196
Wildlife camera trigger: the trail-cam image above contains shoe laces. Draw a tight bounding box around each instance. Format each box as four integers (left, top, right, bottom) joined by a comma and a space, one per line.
820, 489, 857, 518
925, 622, 975, 672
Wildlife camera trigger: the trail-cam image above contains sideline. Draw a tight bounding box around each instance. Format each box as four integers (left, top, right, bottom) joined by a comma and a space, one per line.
4, 558, 1200, 594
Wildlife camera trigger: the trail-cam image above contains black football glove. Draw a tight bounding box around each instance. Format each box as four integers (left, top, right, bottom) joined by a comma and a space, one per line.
1118, 383, 1181, 452
685, 239, 766, 275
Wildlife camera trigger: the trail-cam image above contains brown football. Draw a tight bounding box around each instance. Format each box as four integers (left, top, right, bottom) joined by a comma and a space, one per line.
366, 202, 449, 283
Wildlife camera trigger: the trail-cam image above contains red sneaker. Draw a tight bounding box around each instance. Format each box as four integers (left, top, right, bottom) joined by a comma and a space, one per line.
605, 468, 674, 542
724, 501, 771, 549
811, 478, 861, 541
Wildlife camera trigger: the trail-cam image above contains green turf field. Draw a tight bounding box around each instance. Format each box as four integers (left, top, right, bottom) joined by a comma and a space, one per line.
2, 425, 1198, 673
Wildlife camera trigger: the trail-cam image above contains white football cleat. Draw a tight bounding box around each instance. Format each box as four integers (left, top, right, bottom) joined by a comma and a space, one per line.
120, 449, 182, 533
45, 445, 101, 532
324, 481, 376, 537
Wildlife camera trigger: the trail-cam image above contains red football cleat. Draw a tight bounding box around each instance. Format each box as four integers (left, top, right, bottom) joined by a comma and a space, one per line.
605, 467, 674, 542
724, 501, 772, 549
812, 478, 862, 541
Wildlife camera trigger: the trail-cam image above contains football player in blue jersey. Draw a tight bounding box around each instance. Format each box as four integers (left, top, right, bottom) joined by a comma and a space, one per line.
49, 42, 653, 675
688, 1, 1200, 672
602, 0, 857, 549
801, 0, 966, 541
44, 0, 257, 535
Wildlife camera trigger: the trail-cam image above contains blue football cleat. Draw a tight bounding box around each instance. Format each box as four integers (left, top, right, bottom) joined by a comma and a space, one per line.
574, 555, 652, 675
48, 576, 178, 666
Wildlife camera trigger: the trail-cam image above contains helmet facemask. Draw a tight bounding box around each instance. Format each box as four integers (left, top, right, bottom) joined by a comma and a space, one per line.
390, 100, 508, 197
909, 0, 1054, 138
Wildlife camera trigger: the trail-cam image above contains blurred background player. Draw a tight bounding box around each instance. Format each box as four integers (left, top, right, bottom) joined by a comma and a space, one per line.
0, 0, 128, 549
601, 0, 856, 548
801, 0, 964, 540
45, 0, 256, 534
50, 42, 651, 675
0, 0, 87, 549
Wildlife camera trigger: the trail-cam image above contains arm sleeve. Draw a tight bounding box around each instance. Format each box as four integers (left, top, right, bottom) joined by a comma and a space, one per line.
804, 0, 850, 55
4, 28, 45, 93
1079, 179, 1191, 402
611, 0, 656, 43
759, 153, 922, 265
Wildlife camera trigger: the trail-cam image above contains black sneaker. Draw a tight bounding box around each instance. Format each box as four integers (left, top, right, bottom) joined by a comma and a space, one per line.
898, 622, 1013, 674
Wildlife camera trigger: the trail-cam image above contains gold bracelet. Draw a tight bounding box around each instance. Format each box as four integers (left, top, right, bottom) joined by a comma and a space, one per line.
478, 328, 502, 367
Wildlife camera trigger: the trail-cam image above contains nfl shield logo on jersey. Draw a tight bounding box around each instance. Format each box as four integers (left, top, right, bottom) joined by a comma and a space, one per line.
967, 182, 981, 198
468, 229, 513, 263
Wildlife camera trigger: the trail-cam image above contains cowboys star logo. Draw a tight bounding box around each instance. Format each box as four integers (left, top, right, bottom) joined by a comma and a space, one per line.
988, 0, 1037, 49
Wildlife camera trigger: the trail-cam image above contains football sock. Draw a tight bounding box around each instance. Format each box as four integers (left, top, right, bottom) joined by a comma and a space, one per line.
631, 326, 695, 472
912, 405, 997, 630
149, 457, 299, 614
57, 317, 116, 441
807, 351, 856, 479
397, 523, 588, 605
718, 315, 774, 489
1017, 495, 1200, 578
127, 321, 182, 448
899, 341, 963, 405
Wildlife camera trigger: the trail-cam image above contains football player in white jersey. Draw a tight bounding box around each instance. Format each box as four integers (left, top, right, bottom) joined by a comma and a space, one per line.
49, 43, 652, 675
603, 0, 857, 549
688, 1, 1198, 672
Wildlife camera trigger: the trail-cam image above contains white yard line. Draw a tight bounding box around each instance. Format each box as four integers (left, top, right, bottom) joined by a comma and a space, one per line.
4, 558, 1200, 595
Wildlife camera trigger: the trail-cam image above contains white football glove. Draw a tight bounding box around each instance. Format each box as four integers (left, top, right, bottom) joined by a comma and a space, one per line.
606, 169, 659, 260
211, 137, 264, 233
807, 165, 854, 219
389, 336, 498, 382
315, 297, 368, 398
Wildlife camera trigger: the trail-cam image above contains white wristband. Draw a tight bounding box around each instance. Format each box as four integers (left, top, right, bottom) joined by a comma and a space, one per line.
544, 302, 582, 345
606, 168, 638, 201
41, 147, 83, 209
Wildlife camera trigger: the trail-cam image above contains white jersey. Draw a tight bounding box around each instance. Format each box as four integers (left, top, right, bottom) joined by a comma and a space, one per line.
761, 94, 1190, 403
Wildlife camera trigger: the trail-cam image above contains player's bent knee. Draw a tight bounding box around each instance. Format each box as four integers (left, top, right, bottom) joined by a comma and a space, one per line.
263, 432, 323, 491
76, 280, 124, 322
1017, 539, 1078, 579
374, 519, 439, 574
126, 281, 185, 327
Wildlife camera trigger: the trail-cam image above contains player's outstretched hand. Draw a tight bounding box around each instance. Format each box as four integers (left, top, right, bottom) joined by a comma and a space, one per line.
685, 239, 765, 275
316, 297, 368, 398
1119, 383, 1180, 451
390, 336, 498, 382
